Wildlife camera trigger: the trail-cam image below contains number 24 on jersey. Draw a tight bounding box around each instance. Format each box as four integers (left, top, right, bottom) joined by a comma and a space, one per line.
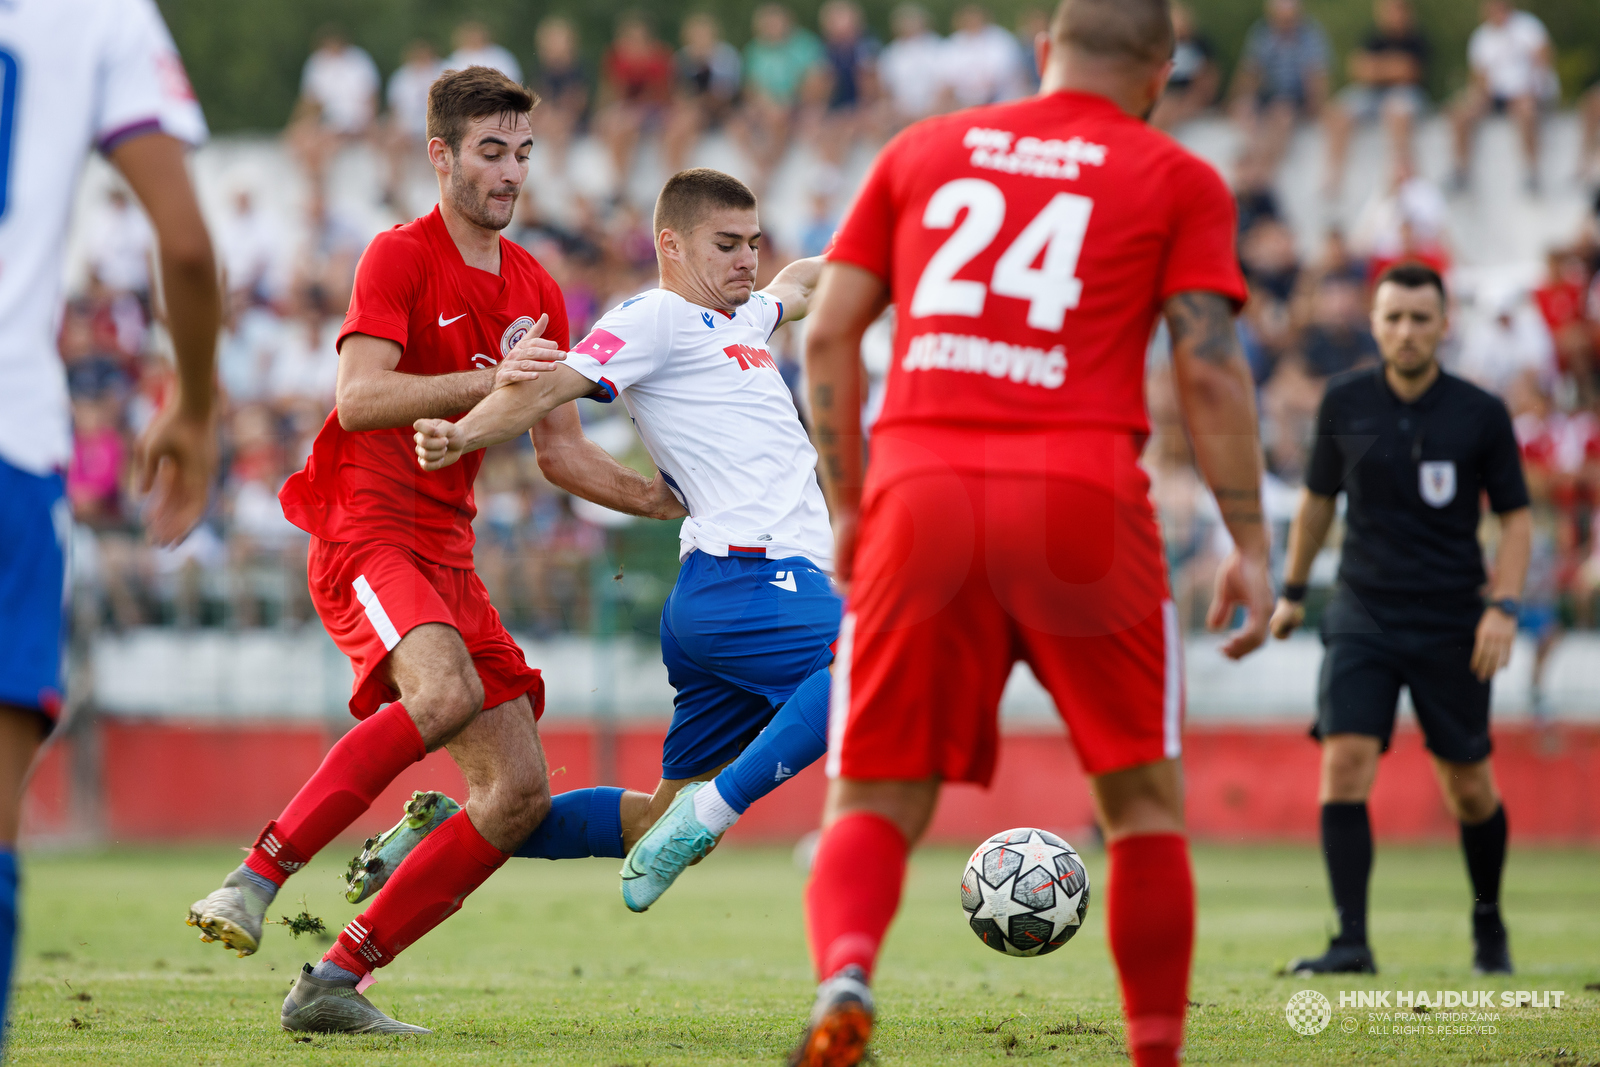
910, 178, 1094, 333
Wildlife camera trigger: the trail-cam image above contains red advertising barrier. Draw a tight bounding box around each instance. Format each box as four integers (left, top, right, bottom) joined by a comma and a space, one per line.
22, 720, 1600, 845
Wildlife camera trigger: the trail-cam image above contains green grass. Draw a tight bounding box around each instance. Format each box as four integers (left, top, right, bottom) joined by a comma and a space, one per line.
10, 842, 1599, 1065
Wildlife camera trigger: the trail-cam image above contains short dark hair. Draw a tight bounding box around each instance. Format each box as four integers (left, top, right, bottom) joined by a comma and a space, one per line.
1050, 0, 1174, 67
1375, 261, 1447, 302
653, 168, 757, 236
427, 66, 538, 154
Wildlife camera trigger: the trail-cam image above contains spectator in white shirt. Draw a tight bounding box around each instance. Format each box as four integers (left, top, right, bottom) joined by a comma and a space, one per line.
384, 40, 445, 215
1455, 288, 1557, 396
1450, 0, 1555, 193
288, 27, 380, 191
89, 188, 153, 298
878, 3, 945, 127
387, 39, 443, 143
447, 21, 523, 83
939, 5, 1027, 110
217, 189, 286, 303
1578, 78, 1600, 188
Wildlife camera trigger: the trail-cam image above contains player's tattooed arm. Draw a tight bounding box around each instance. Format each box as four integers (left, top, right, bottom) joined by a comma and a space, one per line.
1164, 289, 1273, 659
531, 404, 688, 520
1164, 291, 1240, 367
760, 255, 826, 324
1162, 290, 1265, 532
804, 262, 888, 588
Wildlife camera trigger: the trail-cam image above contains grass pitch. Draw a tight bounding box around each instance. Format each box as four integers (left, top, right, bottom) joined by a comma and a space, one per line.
10, 841, 1598, 1065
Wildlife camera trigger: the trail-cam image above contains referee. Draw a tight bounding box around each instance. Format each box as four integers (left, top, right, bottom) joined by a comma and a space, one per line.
1271, 263, 1531, 976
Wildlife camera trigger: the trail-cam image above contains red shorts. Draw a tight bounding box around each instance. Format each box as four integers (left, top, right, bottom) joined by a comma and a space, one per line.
829, 440, 1180, 784
308, 537, 544, 721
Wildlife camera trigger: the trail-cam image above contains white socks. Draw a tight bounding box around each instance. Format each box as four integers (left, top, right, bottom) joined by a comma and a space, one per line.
692, 781, 740, 835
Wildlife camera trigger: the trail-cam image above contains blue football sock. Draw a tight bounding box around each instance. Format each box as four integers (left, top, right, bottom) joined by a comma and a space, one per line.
515, 787, 626, 860
0, 849, 17, 1044
714, 666, 830, 814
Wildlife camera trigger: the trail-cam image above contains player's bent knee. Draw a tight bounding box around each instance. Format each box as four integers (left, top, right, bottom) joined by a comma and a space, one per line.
410, 672, 486, 744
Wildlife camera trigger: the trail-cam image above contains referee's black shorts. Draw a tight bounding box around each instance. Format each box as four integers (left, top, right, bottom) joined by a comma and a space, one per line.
1313, 628, 1492, 763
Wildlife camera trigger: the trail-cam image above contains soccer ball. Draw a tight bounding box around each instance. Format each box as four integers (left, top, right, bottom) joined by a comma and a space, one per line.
960, 828, 1090, 957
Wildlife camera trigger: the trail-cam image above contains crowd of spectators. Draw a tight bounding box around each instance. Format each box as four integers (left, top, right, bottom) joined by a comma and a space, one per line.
58, 2, 1600, 657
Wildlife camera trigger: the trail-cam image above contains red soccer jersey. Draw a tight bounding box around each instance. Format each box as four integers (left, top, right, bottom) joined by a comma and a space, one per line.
280, 207, 570, 568
830, 90, 1246, 476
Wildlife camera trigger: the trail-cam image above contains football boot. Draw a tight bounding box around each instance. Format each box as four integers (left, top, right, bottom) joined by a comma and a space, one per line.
1287, 940, 1378, 976
281, 963, 431, 1034
789, 964, 874, 1067
187, 868, 271, 957
619, 782, 718, 912
343, 790, 461, 904
1471, 905, 1513, 975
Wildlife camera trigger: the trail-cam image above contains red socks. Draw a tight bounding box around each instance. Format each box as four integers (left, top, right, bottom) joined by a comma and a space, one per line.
805, 812, 909, 981
323, 810, 510, 974
244, 701, 426, 885
1107, 833, 1194, 1067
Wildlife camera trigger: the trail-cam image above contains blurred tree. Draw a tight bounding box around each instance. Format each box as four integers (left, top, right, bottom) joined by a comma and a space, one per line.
157, 0, 1600, 131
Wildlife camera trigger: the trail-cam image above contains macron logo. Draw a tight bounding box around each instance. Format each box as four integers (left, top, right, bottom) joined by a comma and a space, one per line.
773, 762, 794, 783
770, 570, 797, 592
574, 328, 626, 365
725, 344, 778, 372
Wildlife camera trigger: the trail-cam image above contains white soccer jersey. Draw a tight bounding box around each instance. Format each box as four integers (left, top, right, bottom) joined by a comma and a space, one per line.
563, 287, 834, 571
0, 0, 206, 475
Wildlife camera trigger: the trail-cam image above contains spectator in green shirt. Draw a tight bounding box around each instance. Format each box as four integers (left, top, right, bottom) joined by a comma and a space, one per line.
736, 4, 828, 182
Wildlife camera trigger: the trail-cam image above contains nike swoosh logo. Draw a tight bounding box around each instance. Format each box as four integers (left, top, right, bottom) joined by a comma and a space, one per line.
438, 312, 467, 327
770, 571, 798, 593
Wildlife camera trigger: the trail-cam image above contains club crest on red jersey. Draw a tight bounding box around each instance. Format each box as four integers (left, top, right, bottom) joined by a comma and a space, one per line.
501, 315, 537, 356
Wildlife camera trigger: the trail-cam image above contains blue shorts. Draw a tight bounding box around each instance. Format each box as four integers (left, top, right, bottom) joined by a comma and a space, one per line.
658, 550, 841, 779
0, 457, 68, 725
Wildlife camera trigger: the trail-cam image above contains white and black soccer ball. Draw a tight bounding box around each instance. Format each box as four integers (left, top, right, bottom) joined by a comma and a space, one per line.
960, 828, 1090, 957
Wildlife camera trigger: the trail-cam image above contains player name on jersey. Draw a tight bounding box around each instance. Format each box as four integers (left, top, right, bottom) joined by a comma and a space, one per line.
901, 332, 1066, 389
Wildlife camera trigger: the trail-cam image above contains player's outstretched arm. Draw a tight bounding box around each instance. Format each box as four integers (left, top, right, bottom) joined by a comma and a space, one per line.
338, 314, 563, 432
532, 404, 688, 520
413, 364, 603, 471
114, 133, 221, 546
1269, 489, 1336, 639
1164, 290, 1274, 660
804, 262, 890, 591
760, 255, 826, 323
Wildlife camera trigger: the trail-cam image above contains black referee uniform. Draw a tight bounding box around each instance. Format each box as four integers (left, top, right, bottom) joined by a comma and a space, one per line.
1306, 367, 1529, 759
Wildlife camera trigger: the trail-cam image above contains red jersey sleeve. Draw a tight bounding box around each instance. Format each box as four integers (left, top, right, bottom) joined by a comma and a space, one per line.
541, 270, 572, 351
339, 229, 424, 352
1158, 156, 1248, 310
829, 130, 908, 284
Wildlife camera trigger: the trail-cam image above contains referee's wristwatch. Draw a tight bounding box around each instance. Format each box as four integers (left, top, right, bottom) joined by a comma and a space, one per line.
1487, 597, 1520, 618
